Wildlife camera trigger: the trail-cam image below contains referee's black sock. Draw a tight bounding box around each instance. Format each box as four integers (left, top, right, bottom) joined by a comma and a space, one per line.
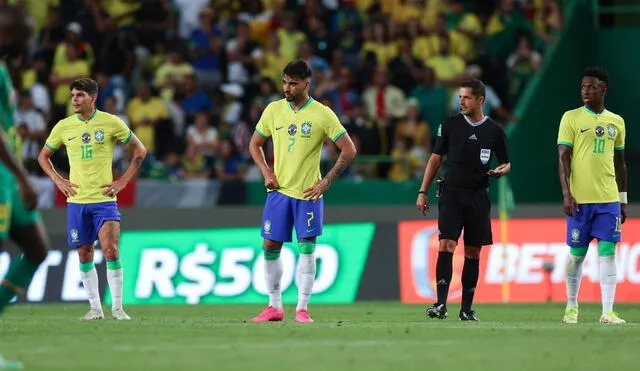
435, 251, 454, 306
461, 257, 480, 312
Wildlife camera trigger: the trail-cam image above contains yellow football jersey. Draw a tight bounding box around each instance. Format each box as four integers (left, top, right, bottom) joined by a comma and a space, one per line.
557, 106, 625, 204
45, 110, 132, 204
255, 98, 346, 200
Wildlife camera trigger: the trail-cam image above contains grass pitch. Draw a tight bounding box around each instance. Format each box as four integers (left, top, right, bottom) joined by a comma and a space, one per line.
2, 302, 639, 371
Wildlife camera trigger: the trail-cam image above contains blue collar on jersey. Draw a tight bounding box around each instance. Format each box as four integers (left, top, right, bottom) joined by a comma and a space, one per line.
582, 105, 606, 115
77, 109, 98, 122
288, 97, 314, 112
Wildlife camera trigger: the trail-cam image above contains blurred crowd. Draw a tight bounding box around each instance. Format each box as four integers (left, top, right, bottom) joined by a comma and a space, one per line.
6, 0, 563, 182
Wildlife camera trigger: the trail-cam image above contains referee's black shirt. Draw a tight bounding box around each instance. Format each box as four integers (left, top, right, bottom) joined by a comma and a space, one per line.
432, 114, 509, 189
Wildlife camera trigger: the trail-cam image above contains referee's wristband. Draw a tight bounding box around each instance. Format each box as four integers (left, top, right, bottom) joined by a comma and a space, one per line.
418, 190, 427, 195
619, 192, 628, 204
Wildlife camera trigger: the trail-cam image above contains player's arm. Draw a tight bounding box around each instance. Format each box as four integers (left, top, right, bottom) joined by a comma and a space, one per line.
101, 133, 147, 196
614, 120, 627, 223
38, 144, 79, 197
614, 149, 627, 223
417, 121, 448, 215
557, 113, 577, 216
0, 130, 38, 210
322, 133, 357, 184
250, 104, 278, 190
249, 131, 279, 190
121, 134, 147, 180
303, 111, 357, 201
38, 123, 79, 197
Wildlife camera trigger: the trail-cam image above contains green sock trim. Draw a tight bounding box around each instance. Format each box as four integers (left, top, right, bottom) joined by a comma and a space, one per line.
263, 249, 281, 260
79, 261, 95, 273
106, 259, 122, 270
597, 241, 616, 257
0, 256, 40, 308
570, 247, 588, 257
298, 242, 316, 254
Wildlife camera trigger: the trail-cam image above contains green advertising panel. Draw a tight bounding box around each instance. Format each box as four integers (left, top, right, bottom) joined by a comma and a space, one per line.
108, 223, 375, 305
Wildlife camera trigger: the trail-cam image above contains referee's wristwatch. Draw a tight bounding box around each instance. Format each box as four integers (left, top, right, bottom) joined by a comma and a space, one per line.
417, 190, 427, 195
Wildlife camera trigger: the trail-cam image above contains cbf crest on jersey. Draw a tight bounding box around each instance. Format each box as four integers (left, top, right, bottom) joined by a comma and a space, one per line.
288, 124, 297, 136
95, 129, 105, 142
301, 122, 312, 138
81, 132, 91, 143
607, 124, 616, 137
263, 220, 271, 234
480, 148, 491, 164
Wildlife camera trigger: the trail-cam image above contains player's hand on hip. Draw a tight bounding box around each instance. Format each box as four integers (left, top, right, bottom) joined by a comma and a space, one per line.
303, 179, 330, 201
621, 203, 627, 224
100, 179, 127, 198
416, 193, 430, 216
55, 178, 79, 198
264, 173, 279, 190
18, 178, 38, 211
562, 193, 578, 217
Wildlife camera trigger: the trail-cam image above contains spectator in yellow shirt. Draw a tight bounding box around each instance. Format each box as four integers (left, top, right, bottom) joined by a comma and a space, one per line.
125, 81, 169, 158
426, 35, 466, 87
276, 13, 306, 61
154, 50, 195, 101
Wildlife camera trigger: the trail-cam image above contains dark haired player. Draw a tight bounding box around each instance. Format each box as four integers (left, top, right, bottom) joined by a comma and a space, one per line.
249, 59, 357, 323
39, 78, 147, 320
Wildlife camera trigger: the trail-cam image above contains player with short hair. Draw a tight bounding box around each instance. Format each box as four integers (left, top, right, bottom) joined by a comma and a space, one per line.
249, 59, 357, 323
558, 67, 627, 324
417, 79, 510, 321
38, 77, 147, 320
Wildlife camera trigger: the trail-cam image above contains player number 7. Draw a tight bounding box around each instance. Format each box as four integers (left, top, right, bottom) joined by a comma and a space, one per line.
306, 212, 314, 227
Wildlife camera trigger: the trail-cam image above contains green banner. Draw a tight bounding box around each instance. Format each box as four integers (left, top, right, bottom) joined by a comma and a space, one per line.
108, 223, 375, 305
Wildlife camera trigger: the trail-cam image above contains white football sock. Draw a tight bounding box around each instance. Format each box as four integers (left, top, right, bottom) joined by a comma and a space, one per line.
265, 257, 283, 309
107, 268, 124, 310
599, 255, 617, 313
566, 254, 585, 308
296, 253, 316, 311
81, 267, 102, 311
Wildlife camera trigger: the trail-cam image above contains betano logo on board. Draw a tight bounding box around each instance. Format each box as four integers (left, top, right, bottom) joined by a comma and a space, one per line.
399, 219, 640, 303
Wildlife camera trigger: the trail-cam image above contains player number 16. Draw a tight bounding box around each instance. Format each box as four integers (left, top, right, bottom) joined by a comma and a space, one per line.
81, 144, 93, 160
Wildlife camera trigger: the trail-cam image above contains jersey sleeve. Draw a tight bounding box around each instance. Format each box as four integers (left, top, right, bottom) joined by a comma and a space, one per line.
495, 125, 510, 164
557, 112, 574, 147
255, 103, 273, 138
324, 106, 347, 142
615, 118, 625, 150
432, 119, 449, 155
44, 121, 63, 151
113, 116, 133, 144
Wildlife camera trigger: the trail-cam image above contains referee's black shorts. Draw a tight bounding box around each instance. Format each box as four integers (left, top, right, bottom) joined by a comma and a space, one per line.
438, 185, 492, 247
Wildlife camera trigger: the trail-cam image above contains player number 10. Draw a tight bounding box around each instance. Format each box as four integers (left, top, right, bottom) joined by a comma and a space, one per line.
592, 138, 605, 154
81, 144, 93, 159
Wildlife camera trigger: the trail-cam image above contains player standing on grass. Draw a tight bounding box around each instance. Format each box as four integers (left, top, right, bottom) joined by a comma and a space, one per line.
249, 59, 356, 323
558, 67, 627, 324
38, 78, 147, 320
416, 79, 510, 321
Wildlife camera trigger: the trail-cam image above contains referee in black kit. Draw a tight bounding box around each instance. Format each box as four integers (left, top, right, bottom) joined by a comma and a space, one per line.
415, 79, 511, 321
